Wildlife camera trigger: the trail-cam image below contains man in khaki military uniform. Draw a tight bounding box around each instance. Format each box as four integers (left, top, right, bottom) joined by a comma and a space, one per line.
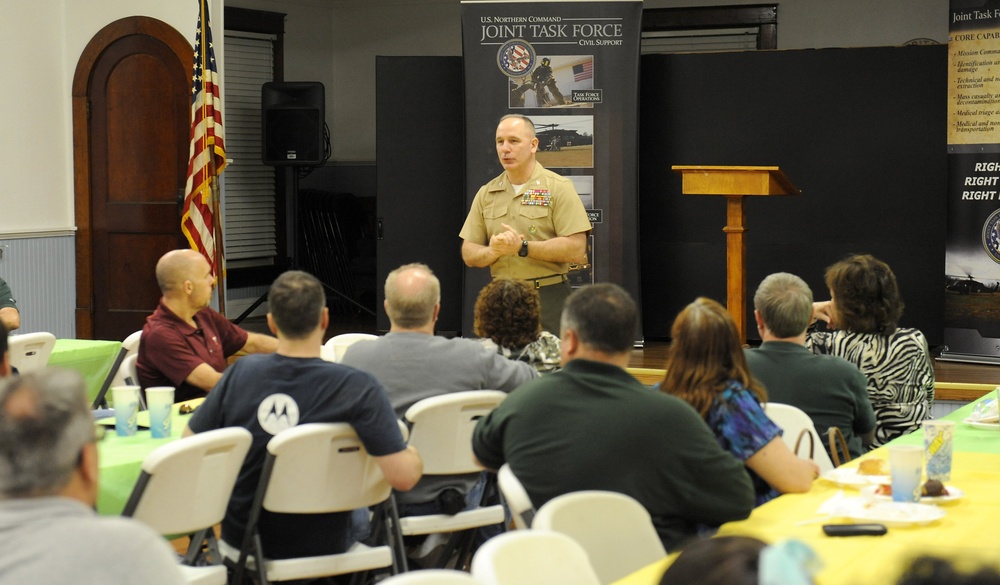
460, 114, 592, 334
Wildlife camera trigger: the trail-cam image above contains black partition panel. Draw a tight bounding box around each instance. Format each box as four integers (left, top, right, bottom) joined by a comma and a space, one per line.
638, 45, 948, 344
375, 56, 465, 334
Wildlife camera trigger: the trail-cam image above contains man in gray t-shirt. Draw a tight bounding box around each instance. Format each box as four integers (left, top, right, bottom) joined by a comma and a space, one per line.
0, 369, 184, 584
342, 263, 536, 512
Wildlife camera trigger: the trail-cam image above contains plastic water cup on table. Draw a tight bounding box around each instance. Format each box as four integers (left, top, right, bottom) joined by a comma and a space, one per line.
145, 387, 175, 439
110, 385, 140, 437
888, 445, 923, 503
923, 419, 954, 482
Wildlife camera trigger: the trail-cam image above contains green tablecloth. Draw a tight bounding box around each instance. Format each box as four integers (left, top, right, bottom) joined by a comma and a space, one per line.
96, 399, 202, 515
48, 338, 122, 405
890, 391, 1000, 454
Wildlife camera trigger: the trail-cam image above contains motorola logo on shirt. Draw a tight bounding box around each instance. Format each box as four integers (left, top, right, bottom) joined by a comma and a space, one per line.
257, 393, 300, 435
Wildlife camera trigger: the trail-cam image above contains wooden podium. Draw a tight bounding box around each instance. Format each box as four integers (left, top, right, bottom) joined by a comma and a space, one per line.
672, 166, 800, 342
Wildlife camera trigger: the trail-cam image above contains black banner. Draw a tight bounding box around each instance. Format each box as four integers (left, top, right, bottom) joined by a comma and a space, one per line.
460, 0, 643, 338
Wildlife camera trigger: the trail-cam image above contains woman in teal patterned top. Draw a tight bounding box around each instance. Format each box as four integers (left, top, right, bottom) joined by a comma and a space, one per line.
661, 298, 818, 505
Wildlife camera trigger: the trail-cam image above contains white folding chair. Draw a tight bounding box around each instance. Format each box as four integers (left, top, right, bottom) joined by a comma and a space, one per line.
470, 530, 601, 585
222, 423, 404, 585
497, 464, 534, 530
7, 332, 56, 374
122, 427, 253, 585
324, 333, 377, 362
398, 391, 507, 569
109, 330, 142, 386
94, 330, 142, 408
764, 402, 835, 473
380, 569, 483, 584
532, 491, 667, 584
118, 353, 139, 386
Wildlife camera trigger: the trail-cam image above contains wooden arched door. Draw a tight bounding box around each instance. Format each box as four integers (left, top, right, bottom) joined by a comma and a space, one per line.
73, 17, 192, 340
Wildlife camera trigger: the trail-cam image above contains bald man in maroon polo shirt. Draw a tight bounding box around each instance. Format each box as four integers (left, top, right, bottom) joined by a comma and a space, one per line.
137, 249, 278, 402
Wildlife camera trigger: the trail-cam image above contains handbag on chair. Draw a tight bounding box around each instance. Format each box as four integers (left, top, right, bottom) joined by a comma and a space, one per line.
826, 427, 852, 467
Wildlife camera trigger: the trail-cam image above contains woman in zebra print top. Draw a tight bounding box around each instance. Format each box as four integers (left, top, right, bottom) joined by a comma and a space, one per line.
807, 254, 935, 449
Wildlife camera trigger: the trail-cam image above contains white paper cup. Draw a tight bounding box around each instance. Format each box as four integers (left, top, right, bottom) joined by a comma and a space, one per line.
923, 420, 955, 481
145, 386, 175, 439
889, 445, 923, 503
110, 385, 140, 437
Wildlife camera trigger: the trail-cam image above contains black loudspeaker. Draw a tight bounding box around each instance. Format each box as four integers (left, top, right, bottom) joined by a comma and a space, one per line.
261, 81, 325, 166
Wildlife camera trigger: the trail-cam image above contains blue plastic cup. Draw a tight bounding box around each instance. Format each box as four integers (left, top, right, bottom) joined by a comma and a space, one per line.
111, 386, 140, 437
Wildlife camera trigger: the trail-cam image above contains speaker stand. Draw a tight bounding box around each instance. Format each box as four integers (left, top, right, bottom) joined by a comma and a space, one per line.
232, 167, 376, 325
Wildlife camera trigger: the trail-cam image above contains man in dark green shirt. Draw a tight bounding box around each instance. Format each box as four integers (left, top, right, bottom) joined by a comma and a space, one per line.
745, 272, 876, 460
472, 283, 754, 551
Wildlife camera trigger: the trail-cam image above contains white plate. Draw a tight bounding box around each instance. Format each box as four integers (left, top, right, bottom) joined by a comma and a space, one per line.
963, 418, 999, 430
820, 467, 890, 487
872, 485, 965, 504
837, 501, 945, 526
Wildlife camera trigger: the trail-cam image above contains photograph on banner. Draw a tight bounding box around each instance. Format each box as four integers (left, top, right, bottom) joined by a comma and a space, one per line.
532, 115, 594, 168
508, 55, 595, 109
569, 175, 594, 209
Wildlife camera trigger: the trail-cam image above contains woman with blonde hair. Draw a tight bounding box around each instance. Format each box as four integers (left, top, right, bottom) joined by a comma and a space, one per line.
660, 298, 817, 505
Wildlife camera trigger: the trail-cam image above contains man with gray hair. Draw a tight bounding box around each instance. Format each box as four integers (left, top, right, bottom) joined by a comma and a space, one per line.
341, 263, 535, 529
0, 369, 184, 583
472, 283, 755, 551
745, 272, 876, 459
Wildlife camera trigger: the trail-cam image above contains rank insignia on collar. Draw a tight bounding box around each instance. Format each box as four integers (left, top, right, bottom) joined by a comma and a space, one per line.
521, 189, 551, 206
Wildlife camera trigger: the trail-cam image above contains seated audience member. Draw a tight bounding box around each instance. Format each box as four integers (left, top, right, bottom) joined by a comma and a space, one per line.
745, 272, 876, 460
137, 249, 278, 402
341, 264, 535, 520
474, 278, 561, 374
184, 270, 422, 560
473, 284, 755, 551
0, 276, 19, 331
897, 556, 1000, 585
808, 254, 935, 447
661, 298, 818, 506
0, 369, 184, 584
659, 536, 820, 585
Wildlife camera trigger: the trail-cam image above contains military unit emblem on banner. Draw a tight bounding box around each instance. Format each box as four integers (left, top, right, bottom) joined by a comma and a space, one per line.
522, 188, 551, 206
497, 39, 535, 78
982, 208, 1000, 264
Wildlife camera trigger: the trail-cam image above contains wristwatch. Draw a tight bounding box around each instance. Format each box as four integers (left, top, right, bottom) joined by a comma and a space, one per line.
518, 240, 529, 257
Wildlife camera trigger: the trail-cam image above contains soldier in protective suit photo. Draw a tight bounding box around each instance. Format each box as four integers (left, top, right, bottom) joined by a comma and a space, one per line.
531, 57, 568, 106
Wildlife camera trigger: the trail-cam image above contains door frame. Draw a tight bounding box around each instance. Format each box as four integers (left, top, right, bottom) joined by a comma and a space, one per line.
72, 16, 192, 339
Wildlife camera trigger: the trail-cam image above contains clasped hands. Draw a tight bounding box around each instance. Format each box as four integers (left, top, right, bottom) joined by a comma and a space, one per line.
490, 223, 524, 257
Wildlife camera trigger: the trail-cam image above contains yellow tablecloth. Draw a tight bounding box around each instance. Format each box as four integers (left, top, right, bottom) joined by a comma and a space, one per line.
96, 399, 203, 515
613, 394, 1000, 585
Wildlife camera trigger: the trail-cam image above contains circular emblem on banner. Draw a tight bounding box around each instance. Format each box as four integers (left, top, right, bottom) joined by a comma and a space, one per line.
257, 393, 300, 435
497, 39, 535, 78
982, 208, 1000, 264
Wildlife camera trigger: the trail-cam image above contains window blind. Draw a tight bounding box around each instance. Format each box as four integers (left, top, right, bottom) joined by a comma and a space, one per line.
221, 33, 277, 267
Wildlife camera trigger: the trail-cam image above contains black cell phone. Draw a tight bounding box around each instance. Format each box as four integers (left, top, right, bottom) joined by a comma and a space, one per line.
822, 523, 887, 537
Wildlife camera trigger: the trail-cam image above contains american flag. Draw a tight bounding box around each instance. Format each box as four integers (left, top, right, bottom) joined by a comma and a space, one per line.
573, 61, 593, 82
182, 0, 227, 278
